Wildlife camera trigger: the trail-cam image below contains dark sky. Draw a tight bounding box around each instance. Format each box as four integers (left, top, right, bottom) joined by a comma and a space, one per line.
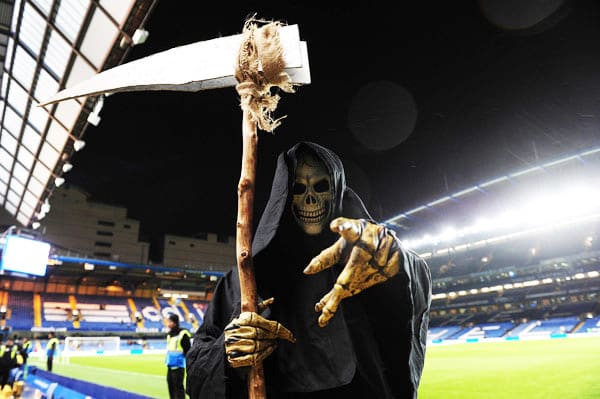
67, 0, 600, 242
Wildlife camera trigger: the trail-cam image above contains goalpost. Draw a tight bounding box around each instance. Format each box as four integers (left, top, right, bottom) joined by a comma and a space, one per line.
62, 336, 121, 364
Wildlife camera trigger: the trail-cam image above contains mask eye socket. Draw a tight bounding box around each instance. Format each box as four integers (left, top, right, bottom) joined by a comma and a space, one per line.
292, 182, 307, 195
313, 179, 330, 193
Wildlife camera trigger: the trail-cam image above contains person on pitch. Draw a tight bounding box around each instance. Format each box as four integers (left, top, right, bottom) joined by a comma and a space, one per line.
166, 313, 191, 399
45, 332, 59, 372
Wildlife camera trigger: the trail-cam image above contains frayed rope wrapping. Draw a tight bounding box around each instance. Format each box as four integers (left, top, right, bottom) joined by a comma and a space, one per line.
235, 18, 296, 132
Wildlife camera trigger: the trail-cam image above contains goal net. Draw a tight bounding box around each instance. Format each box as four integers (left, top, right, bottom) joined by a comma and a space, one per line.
63, 336, 121, 360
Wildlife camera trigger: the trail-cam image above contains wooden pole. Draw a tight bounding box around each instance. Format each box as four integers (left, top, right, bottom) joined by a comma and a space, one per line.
236, 108, 265, 398
235, 19, 296, 398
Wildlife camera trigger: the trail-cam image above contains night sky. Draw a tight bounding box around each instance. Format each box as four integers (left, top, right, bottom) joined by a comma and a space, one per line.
66, 0, 600, 243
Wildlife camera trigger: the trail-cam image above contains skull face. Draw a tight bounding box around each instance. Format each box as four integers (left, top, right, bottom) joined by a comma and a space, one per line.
291, 152, 333, 235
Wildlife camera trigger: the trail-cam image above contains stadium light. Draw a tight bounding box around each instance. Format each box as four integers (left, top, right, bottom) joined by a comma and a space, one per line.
87, 95, 104, 126
432, 268, 599, 302
41, 199, 51, 214
87, 112, 101, 126
403, 182, 600, 254
74, 140, 86, 152
62, 163, 73, 173
386, 146, 600, 226
132, 29, 149, 45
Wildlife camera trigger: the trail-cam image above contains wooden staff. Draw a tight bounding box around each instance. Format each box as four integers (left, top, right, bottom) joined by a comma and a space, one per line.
41, 16, 308, 399
234, 19, 295, 399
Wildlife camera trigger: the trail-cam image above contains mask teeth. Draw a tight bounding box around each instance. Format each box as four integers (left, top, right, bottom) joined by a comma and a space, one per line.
297, 207, 325, 218
294, 205, 327, 224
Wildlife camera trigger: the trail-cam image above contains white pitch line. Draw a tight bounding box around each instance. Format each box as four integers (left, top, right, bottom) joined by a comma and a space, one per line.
61, 363, 165, 379
29, 359, 165, 379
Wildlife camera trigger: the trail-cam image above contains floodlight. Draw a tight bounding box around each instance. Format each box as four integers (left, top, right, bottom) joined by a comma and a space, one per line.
74, 140, 86, 152
41, 199, 51, 213
87, 112, 101, 126
55, 177, 65, 187
87, 96, 104, 126
93, 95, 104, 114
62, 163, 73, 173
132, 29, 149, 45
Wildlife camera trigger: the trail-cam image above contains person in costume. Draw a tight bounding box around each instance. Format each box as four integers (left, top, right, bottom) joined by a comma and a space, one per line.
186, 142, 432, 398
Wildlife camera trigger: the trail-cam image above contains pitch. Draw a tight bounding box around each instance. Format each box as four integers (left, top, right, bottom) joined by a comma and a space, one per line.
28, 335, 600, 398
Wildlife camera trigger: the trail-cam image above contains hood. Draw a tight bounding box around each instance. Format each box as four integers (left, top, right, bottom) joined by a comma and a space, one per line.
252, 141, 371, 257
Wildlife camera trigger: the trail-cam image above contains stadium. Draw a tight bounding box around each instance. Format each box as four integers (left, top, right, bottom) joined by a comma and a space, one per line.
0, 1, 599, 399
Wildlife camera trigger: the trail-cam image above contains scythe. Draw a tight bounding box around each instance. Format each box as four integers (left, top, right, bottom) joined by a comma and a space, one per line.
41, 19, 311, 399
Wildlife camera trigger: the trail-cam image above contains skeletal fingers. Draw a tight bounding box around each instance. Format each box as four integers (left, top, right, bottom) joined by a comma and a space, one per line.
226, 343, 277, 368
316, 283, 350, 327
224, 311, 295, 368
307, 218, 403, 327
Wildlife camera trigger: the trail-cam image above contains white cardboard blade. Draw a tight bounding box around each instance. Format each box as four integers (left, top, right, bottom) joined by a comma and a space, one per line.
39, 24, 310, 106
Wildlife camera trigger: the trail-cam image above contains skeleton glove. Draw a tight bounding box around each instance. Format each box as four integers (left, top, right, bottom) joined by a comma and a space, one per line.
304, 217, 402, 327
224, 311, 296, 368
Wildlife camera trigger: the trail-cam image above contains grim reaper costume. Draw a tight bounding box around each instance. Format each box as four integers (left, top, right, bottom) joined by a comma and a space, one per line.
186, 142, 431, 399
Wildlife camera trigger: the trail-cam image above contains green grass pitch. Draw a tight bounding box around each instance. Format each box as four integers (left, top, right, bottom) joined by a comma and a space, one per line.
419, 335, 600, 399
28, 335, 600, 398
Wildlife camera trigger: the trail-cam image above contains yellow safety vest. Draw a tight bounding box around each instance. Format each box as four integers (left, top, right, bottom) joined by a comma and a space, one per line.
165, 329, 190, 368
0, 344, 22, 365
23, 341, 32, 353
0, 345, 17, 358
46, 337, 59, 356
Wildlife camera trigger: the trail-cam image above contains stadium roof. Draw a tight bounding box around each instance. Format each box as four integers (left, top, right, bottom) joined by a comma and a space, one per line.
0, 0, 157, 228
387, 146, 600, 257
47, 254, 223, 297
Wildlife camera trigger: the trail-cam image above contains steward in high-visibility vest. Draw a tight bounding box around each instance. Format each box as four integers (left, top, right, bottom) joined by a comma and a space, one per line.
20, 338, 32, 363
45, 332, 59, 372
46, 335, 59, 356
165, 313, 191, 399
0, 337, 21, 388
17, 336, 32, 380
0, 342, 19, 365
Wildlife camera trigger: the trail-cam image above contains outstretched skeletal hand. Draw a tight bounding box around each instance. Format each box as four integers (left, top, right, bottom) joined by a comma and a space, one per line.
303, 217, 402, 327
224, 307, 296, 368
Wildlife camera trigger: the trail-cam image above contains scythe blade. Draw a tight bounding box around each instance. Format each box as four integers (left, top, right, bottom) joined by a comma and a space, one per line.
39, 24, 310, 106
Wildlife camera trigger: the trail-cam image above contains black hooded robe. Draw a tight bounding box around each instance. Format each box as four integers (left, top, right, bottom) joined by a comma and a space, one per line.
186, 142, 432, 399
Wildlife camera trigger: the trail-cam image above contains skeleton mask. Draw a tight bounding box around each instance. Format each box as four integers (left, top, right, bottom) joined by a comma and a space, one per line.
291, 152, 333, 235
